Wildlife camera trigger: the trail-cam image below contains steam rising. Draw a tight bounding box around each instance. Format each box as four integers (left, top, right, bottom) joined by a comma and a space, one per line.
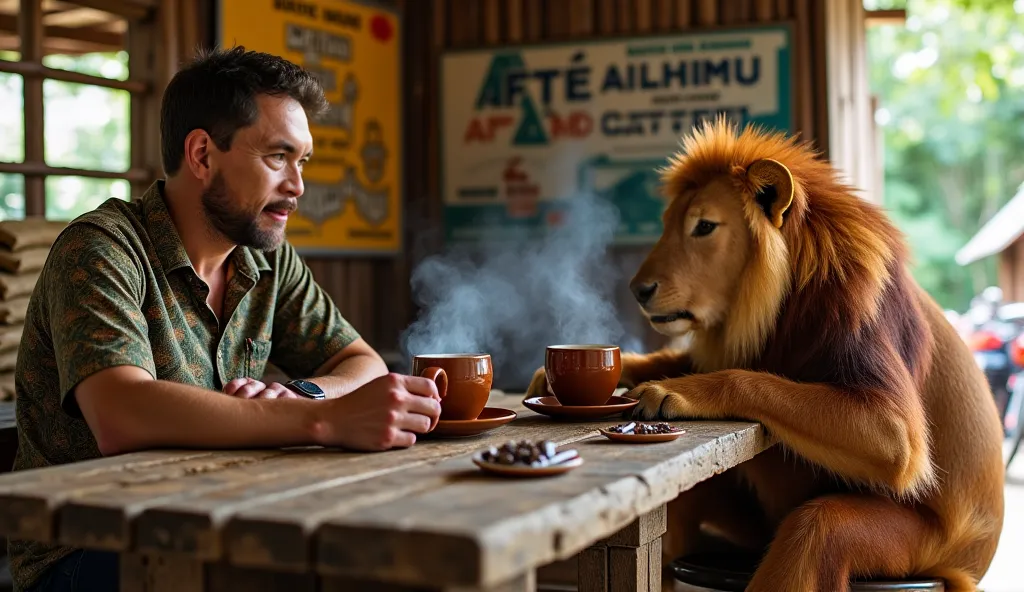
400, 192, 643, 388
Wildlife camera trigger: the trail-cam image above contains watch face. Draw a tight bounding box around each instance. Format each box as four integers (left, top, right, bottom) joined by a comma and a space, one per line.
288, 380, 325, 398
292, 380, 323, 394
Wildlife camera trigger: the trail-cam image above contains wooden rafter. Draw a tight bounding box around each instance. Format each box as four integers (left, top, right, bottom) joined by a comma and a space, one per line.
0, 161, 150, 182
0, 14, 124, 49
0, 58, 147, 92
865, 8, 907, 26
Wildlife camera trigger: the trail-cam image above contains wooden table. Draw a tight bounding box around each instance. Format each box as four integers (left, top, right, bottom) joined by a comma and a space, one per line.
0, 393, 770, 592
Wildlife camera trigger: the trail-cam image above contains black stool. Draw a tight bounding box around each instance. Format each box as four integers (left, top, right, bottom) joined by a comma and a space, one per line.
669, 552, 946, 591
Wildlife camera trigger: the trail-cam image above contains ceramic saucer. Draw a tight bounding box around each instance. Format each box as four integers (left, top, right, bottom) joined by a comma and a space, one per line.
471, 451, 583, 478
598, 424, 686, 443
522, 395, 638, 420
428, 407, 517, 438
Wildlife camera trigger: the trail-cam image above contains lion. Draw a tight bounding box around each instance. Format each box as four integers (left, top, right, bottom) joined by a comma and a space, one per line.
525, 118, 1005, 591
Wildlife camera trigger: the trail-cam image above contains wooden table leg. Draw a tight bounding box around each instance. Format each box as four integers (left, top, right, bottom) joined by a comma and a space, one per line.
577, 505, 667, 592
120, 552, 205, 592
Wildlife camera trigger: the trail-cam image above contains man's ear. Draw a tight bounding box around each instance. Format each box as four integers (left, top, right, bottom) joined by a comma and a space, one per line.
746, 159, 794, 228
183, 129, 214, 182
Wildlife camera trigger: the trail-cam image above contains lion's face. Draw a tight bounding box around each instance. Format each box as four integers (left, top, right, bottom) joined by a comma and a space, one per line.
629, 176, 754, 337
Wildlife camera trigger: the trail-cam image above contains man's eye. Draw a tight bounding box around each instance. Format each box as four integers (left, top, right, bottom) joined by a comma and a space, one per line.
692, 220, 718, 237
270, 154, 285, 161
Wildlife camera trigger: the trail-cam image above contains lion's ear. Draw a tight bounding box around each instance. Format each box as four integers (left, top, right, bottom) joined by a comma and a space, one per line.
746, 159, 794, 228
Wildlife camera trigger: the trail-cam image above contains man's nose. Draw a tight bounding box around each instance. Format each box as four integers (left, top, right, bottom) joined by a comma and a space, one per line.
283, 166, 304, 197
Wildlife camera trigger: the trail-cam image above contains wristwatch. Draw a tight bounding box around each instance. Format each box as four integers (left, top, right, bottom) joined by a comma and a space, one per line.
284, 379, 325, 400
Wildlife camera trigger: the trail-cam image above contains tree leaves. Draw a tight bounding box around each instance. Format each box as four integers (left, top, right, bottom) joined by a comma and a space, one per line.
872, 0, 1024, 309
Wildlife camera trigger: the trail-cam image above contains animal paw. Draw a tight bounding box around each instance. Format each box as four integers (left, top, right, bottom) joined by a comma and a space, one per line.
523, 367, 550, 400
626, 382, 696, 420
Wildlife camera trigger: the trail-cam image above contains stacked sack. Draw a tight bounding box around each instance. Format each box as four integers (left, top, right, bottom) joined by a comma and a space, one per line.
0, 218, 67, 400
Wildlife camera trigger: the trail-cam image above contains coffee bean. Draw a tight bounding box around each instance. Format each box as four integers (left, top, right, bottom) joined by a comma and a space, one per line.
608, 421, 679, 435
479, 439, 576, 467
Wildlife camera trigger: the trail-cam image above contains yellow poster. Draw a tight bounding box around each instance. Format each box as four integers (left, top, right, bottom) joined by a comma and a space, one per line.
220, 0, 402, 255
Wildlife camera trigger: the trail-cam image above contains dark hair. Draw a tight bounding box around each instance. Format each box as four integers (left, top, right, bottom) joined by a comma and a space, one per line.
160, 46, 329, 176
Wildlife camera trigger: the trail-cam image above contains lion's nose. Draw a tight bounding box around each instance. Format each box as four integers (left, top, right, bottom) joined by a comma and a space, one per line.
631, 281, 658, 306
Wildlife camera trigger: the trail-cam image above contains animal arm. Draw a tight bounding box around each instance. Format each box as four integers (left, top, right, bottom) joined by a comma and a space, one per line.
620, 349, 692, 387
660, 369, 933, 498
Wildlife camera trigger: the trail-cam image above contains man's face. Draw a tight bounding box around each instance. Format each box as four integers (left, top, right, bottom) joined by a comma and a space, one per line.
202, 94, 313, 251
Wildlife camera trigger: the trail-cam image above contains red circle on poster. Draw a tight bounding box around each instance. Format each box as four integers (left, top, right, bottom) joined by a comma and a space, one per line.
370, 15, 393, 42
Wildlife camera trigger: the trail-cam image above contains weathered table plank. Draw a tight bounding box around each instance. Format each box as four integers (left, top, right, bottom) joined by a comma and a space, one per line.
312, 422, 767, 589
136, 414, 604, 562
0, 392, 772, 591
0, 450, 242, 541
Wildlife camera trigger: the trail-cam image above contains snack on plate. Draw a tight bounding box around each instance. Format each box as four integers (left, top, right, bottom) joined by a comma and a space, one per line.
606, 421, 680, 435
479, 439, 579, 468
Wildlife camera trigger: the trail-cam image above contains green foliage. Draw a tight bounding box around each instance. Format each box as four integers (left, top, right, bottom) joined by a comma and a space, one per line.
0, 51, 130, 222
869, 0, 1024, 310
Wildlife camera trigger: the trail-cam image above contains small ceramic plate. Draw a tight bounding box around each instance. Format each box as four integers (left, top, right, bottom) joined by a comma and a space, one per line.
428, 407, 517, 438
471, 451, 583, 477
522, 395, 638, 420
598, 426, 686, 443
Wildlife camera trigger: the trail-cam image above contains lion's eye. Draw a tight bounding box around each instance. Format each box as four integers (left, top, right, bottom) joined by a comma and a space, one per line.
692, 220, 718, 237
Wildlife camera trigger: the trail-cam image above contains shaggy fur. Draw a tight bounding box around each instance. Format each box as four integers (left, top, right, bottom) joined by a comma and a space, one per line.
525, 118, 1005, 591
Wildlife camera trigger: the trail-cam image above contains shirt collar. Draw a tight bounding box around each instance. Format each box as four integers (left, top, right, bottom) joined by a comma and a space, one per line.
141, 180, 273, 279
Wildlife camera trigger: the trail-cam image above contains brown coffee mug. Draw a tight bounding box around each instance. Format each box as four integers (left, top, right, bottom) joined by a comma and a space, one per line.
545, 345, 622, 406
416, 366, 448, 431
411, 354, 492, 420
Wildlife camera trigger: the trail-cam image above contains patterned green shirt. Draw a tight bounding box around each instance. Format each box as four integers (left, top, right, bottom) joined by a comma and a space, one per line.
7, 181, 360, 590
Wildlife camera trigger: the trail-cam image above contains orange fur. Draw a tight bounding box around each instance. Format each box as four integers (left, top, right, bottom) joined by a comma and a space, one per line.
528, 118, 1005, 591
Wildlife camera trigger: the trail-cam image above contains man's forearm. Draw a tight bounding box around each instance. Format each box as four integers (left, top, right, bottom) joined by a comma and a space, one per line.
77, 374, 326, 456
309, 352, 389, 399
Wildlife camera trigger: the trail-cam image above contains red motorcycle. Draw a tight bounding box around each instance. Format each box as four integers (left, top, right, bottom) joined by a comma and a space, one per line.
967, 323, 1017, 419
1003, 333, 1024, 469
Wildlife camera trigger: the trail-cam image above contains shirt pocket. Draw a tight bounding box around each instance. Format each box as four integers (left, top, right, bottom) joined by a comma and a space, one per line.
244, 338, 272, 380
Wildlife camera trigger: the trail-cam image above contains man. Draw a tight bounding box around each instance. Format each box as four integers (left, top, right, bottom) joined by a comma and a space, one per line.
8, 47, 441, 591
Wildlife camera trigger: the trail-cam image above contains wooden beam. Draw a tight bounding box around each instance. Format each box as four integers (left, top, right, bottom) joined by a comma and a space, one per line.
58, 0, 154, 21
0, 59, 148, 93
0, 161, 151, 183
865, 9, 907, 27
0, 14, 124, 50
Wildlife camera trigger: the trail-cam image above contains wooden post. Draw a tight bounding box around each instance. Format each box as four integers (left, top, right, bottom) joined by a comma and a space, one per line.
675, 0, 692, 29
19, 0, 44, 216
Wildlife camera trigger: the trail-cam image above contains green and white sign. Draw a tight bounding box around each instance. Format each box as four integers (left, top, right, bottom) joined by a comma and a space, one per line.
439, 25, 794, 244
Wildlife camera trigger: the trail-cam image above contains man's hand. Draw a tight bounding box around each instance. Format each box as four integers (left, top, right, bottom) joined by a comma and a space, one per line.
223, 378, 300, 399
312, 373, 442, 451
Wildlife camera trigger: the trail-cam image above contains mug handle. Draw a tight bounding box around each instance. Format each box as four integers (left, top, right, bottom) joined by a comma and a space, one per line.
419, 367, 448, 432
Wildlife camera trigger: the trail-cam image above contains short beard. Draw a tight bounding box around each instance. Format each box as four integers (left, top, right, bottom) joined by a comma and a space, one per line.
201, 172, 283, 252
